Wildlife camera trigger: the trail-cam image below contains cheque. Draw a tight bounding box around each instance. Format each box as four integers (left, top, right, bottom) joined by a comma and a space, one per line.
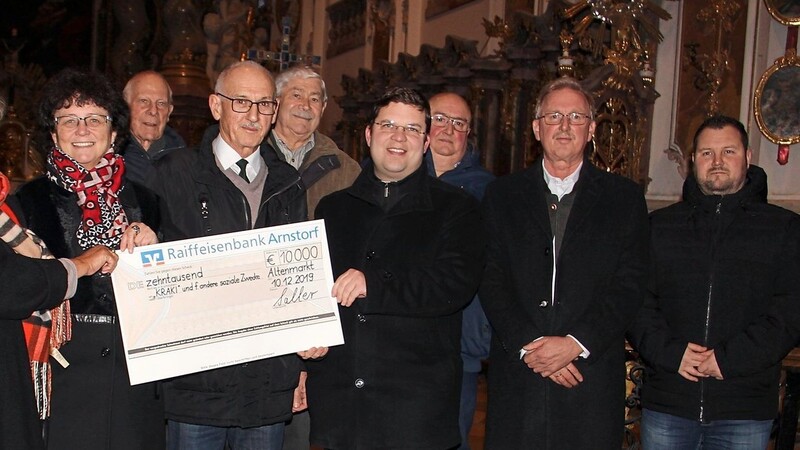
111, 219, 343, 385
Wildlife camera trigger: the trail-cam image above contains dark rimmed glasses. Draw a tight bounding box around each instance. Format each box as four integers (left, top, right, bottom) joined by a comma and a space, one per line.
215, 92, 278, 115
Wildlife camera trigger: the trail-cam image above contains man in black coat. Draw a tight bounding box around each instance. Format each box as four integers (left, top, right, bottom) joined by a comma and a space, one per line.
0, 243, 117, 450
480, 77, 649, 449
425, 91, 495, 450
306, 87, 485, 449
151, 60, 313, 449
627, 115, 800, 449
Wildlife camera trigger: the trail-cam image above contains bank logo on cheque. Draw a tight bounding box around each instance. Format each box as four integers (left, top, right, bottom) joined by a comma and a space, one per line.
141, 249, 165, 267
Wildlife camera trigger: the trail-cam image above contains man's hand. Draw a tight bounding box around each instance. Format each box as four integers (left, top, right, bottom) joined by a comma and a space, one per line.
120, 222, 158, 253
331, 269, 367, 307
298, 346, 328, 360
71, 245, 119, 276
548, 361, 584, 388
522, 336, 583, 378
697, 350, 724, 380
678, 342, 714, 382
292, 371, 308, 413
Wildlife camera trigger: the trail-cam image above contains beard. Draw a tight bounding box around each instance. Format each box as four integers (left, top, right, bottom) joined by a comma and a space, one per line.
698, 171, 744, 196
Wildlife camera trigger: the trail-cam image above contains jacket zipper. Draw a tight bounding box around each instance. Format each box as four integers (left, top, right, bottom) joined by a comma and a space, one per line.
384, 182, 389, 198
699, 200, 722, 422
257, 175, 302, 223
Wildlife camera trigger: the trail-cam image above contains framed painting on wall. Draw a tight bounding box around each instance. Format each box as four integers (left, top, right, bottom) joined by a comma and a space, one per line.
764, 0, 800, 26
754, 50, 800, 146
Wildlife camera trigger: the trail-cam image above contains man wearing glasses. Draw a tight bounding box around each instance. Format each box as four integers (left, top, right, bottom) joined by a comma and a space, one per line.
150, 60, 311, 449
305, 87, 485, 449
426, 92, 494, 449
480, 77, 648, 449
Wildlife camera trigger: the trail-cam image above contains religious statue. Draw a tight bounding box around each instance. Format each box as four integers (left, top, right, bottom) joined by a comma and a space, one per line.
1, 28, 26, 71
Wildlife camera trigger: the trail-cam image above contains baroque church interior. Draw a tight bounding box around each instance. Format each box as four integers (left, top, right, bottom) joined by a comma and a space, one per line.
2, 0, 800, 448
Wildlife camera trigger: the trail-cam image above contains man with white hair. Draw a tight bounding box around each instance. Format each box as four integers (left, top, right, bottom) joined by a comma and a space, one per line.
268, 66, 360, 219
122, 70, 185, 186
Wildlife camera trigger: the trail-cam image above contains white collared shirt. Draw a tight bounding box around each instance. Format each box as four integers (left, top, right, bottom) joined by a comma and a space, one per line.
542, 159, 582, 200
212, 135, 263, 181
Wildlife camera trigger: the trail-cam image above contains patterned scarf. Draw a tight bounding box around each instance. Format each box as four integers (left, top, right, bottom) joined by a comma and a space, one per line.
0, 173, 69, 420
46, 146, 128, 249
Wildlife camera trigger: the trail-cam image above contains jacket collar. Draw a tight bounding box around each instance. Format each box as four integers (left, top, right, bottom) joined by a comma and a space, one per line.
124, 126, 184, 160
683, 164, 768, 214
349, 160, 432, 214
522, 157, 604, 244
424, 142, 481, 177
193, 124, 302, 197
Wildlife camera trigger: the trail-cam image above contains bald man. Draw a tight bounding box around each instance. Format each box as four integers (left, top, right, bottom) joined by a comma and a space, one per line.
426, 92, 494, 449
152, 61, 311, 450
122, 70, 186, 186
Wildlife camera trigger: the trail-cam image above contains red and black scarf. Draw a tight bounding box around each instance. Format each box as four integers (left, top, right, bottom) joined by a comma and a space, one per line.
46, 147, 129, 249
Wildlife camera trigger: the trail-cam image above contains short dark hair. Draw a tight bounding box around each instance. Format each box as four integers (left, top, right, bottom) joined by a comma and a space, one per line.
36, 68, 130, 156
692, 115, 749, 152
367, 87, 431, 133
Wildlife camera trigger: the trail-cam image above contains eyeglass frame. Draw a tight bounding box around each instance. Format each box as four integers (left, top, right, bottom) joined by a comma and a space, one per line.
54, 114, 114, 129
372, 120, 427, 137
535, 111, 593, 126
430, 114, 470, 133
215, 92, 278, 115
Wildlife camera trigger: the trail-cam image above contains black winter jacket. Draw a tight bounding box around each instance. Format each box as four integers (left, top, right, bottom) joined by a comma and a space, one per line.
307, 163, 485, 449
151, 124, 307, 427
628, 165, 800, 421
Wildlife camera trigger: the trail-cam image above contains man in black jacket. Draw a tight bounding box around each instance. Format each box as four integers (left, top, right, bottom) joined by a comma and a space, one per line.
628, 115, 800, 449
306, 87, 485, 449
480, 77, 648, 449
150, 60, 311, 449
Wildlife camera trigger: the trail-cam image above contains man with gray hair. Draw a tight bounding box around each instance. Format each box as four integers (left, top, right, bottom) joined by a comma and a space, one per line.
480, 77, 648, 448
122, 70, 185, 186
270, 66, 360, 449
268, 66, 360, 219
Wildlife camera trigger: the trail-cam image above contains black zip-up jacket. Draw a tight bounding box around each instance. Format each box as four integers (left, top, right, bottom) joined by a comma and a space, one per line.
150, 124, 307, 427
628, 165, 800, 422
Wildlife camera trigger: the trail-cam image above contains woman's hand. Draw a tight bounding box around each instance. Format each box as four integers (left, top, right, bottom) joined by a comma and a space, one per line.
120, 222, 158, 252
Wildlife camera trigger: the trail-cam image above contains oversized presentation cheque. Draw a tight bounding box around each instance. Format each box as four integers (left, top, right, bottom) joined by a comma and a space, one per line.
111, 219, 343, 385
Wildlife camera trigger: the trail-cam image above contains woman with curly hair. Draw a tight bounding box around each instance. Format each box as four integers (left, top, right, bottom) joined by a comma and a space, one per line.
11, 68, 165, 450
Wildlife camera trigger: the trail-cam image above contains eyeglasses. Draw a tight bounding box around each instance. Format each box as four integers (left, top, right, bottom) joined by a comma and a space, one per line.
431, 114, 470, 132
215, 92, 277, 115
373, 121, 426, 137
536, 112, 592, 126
54, 114, 113, 129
